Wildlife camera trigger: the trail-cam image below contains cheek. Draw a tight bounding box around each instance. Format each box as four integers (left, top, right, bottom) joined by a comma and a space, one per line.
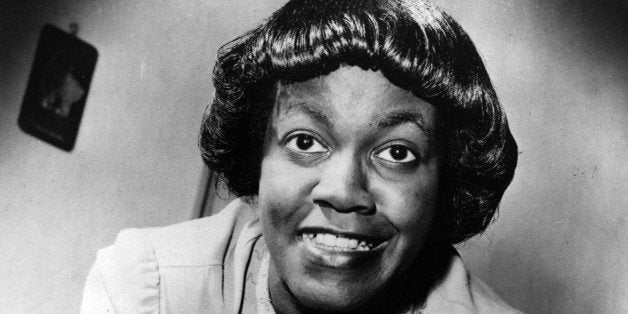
376, 168, 439, 235
258, 152, 316, 230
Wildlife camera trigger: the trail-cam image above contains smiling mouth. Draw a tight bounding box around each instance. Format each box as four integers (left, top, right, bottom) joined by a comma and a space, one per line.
297, 230, 388, 269
301, 233, 381, 251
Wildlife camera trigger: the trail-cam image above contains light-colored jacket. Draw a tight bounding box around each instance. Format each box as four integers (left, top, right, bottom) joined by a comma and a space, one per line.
81, 198, 521, 313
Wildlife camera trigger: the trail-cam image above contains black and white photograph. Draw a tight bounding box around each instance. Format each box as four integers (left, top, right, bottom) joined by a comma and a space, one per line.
0, 0, 625, 313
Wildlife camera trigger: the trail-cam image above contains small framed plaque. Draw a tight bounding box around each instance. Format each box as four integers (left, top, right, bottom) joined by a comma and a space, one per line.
18, 24, 98, 151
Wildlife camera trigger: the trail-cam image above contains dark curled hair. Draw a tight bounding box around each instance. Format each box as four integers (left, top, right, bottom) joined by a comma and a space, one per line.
199, 0, 518, 244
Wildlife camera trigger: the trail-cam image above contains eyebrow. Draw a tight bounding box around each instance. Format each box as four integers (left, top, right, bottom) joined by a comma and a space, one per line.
377, 110, 434, 139
279, 101, 434, 142
280, 101, 333, 128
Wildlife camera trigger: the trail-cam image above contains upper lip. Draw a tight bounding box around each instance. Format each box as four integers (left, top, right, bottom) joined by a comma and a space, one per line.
298, 226, 391, 243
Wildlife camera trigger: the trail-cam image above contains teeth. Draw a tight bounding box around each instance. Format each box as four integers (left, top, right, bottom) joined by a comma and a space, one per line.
336, 237, 350, 248
349, 239, 358, 249
303, 233, 376, 251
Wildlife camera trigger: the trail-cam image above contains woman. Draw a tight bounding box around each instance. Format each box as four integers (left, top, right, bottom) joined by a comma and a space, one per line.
82, 0, 519, 312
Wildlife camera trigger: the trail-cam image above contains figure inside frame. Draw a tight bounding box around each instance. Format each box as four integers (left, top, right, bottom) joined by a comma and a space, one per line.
82, 0, 519, 312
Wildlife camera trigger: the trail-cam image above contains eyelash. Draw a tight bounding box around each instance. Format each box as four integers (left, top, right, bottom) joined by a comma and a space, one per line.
285, 132, 328, 154
283, 132, 420, 168
373, 144, 419, 165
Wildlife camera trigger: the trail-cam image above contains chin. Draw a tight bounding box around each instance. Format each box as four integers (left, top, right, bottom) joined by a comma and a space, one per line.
293, 283, 373, 312
284, 263, 389, 312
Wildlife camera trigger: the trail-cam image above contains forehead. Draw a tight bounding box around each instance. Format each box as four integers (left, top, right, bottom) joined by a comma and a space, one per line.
274, 67, 437, 134
276, 67, 418, 109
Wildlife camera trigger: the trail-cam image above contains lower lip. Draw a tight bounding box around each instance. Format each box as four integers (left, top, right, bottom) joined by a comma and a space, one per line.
298, 235, 387, 269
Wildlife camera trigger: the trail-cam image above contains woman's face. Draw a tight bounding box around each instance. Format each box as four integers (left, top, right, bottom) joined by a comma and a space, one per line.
258, 66, 440, 311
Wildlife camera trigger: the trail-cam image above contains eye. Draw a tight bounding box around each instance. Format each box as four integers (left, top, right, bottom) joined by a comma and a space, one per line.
375, 145, 417, 163
286, 133, 327, 154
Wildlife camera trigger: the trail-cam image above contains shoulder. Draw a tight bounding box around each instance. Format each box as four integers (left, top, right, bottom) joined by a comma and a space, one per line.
104, 198, 257, 267
86, 198, 258, 312
144, 198, 258, 267
467, 273, 523, 314
422, 248, 522, 314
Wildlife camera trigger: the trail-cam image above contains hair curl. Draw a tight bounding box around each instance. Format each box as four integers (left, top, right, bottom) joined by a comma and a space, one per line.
199, 0, 518, 244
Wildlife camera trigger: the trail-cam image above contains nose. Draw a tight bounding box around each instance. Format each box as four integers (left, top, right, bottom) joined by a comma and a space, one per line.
311, 151, 374, 214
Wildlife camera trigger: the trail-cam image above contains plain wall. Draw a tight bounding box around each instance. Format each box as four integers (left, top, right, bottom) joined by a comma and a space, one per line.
0, 0, 626, 313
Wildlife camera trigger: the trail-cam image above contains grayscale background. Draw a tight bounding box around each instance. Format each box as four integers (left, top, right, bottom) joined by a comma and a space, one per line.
0, 0, 625, 312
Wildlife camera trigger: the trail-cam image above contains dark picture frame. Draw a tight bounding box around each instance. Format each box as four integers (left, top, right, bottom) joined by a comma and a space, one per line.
18, 24, 98, 151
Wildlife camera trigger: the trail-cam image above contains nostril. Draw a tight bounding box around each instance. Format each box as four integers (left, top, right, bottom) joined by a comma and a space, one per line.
353, 204, 375, 216
313, 199, 334, 210
313, 199, 375, 215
